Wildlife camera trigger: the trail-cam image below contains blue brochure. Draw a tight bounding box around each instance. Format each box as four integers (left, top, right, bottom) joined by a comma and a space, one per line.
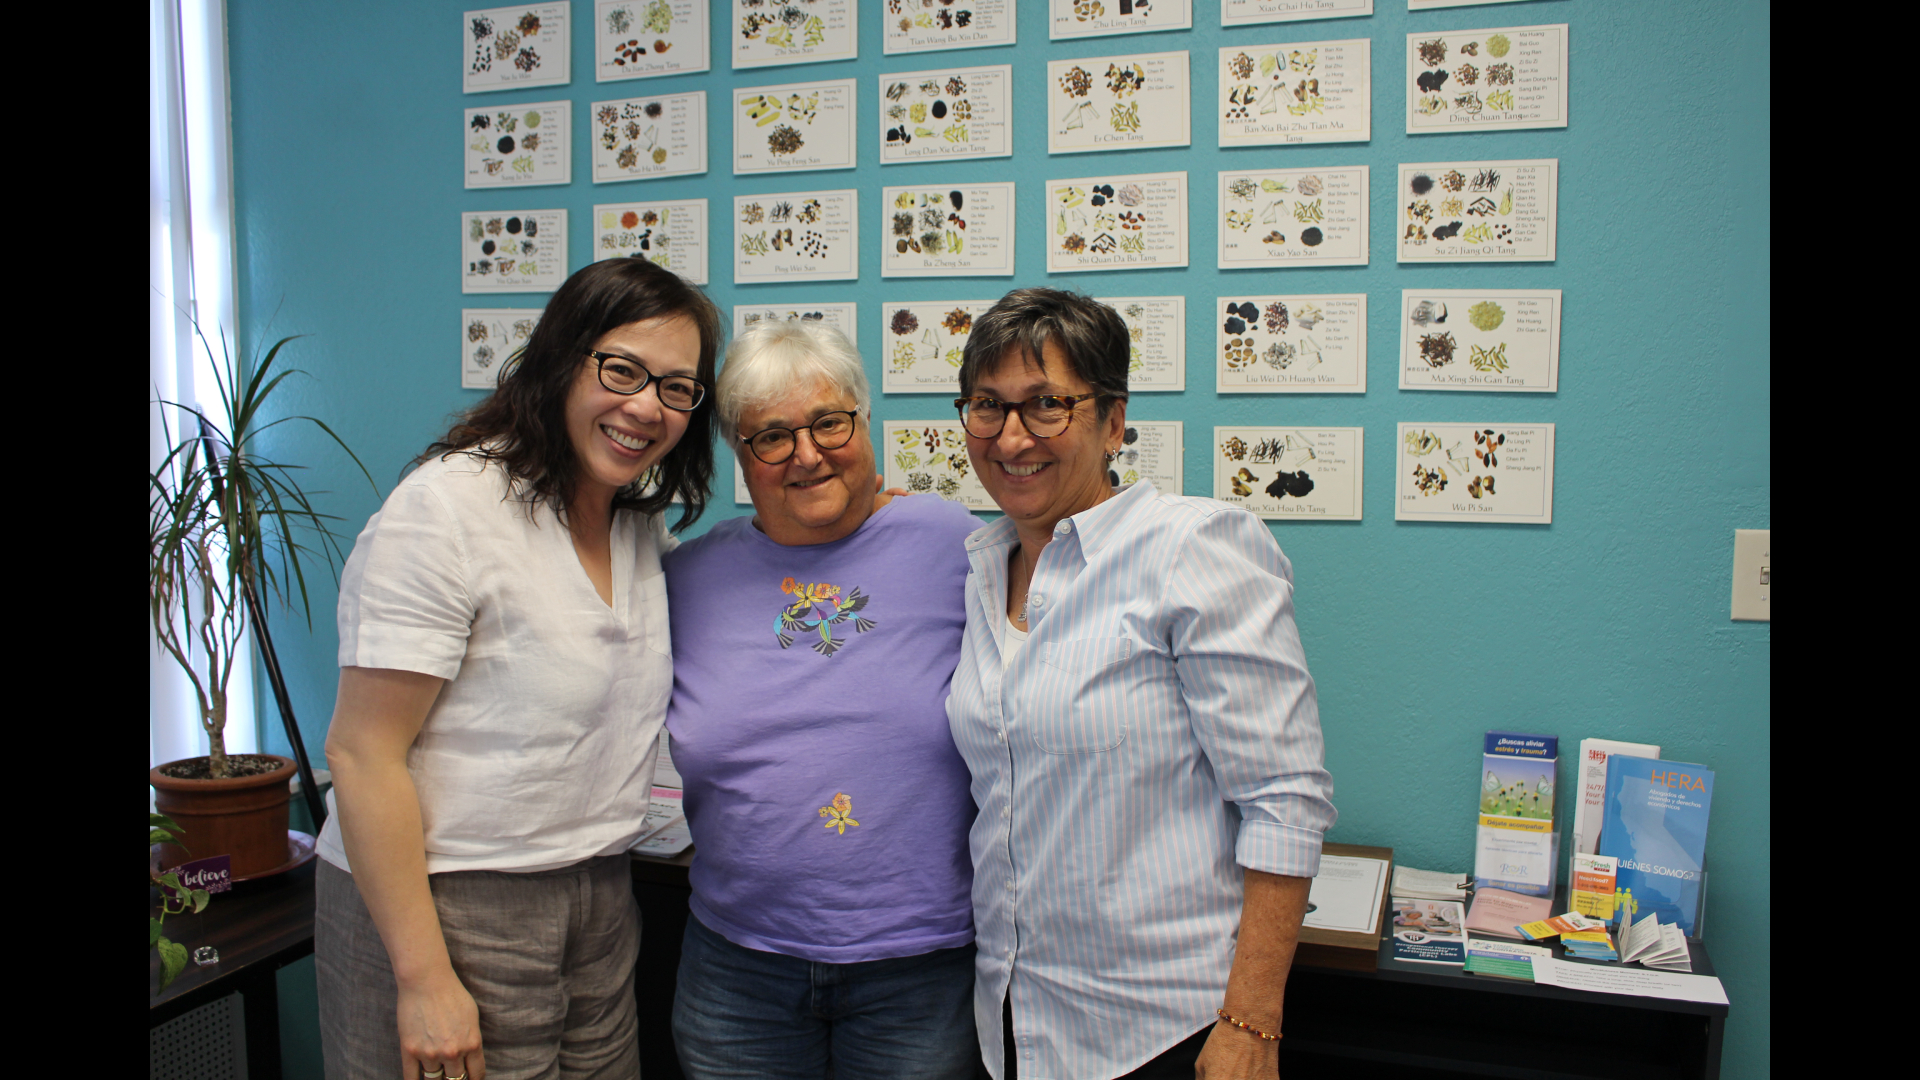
1597, 756, 1713, 937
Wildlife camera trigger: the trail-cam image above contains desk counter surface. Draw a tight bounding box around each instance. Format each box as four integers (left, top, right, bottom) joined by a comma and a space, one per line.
150, 859, 317, 1017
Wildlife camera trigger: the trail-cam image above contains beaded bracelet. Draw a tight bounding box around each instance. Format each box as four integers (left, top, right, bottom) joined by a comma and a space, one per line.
1216, 1008, 1281, 1042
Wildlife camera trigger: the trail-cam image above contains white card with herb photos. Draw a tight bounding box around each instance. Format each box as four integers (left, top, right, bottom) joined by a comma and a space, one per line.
1218, 38, 1369, 147
884, 421, 990, 509
1396, 159, 1556, 262
594, 200, 709, 283
1217, 166, 1368, 268
1048, 51, 1191, 155
465, 4, 571, 93
1223, 0, 1370, 26
882, 185, 1015, 277
1050, 0, 1190, 41
463, 210, 567, 293
462, 308, 541, 389
1100, 296, 1185, 391
1216, 294, 1365, 393
735, 79, 857, 175
734, 190, 859, 282
1399, 289, 1559, 392
1215, 426, 1363, 520
884, 0, 1015, 53
734, 457, 753, 503
596, 0, 710, 81
466, 101, 571, 188
1047, 171, 1188, 273
880, 300, 991, 393
1409, 0, 1532, 8
1396, 422, 1553, 523
734, 0, 857, 69
1117, 420, 1183, 495
591, 92, 707, 183
733, 302, 859, 338
880, 66, 1012, 164
1406, 25, 1566, 135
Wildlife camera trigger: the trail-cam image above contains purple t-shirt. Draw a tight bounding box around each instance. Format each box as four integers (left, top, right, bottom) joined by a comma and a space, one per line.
664, 494, 981, 963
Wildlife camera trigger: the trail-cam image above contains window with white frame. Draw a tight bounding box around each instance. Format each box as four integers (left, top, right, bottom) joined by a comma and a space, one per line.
150, 0, 254, 768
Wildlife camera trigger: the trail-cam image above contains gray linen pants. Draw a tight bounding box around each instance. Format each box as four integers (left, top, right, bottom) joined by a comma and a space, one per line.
316, 855, 641, 1080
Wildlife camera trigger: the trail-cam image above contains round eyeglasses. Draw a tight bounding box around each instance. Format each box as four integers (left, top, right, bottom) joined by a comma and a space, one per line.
587, 351, 707, 412
953, 393, 1104, 440
739, 409, 860, 465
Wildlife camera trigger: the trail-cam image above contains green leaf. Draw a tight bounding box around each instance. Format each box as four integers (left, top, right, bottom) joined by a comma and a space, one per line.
151, 828, 185, 847
151, 812, 182, 831
191, 889, 211, 913
158, 872, 182, 894
157, 937, 188, 992
151, 917, 164, 946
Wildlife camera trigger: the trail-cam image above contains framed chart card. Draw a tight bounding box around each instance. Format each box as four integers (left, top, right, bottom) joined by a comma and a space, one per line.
590, 92, 707, 183
595, 0, 710, 81
734, 78, 858, 174
465, 4, 571, 93
734, 0, 857, 69
880, 66, 1013, 164
1396, 422, 1554, 524
462, 209, 567, 293
883, 0, 1015, 53
1050, 0, 1190, 41
734, 190, 859, 282
1047, 171, 1188, 273
1214, 426, 1363, 520
594, 199, 709, 284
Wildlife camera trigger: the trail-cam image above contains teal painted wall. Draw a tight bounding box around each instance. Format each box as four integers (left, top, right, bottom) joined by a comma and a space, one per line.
228, 2, 1769, 1075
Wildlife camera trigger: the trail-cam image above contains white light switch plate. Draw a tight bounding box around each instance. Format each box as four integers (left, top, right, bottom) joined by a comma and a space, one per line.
1731, 529, 1769, 621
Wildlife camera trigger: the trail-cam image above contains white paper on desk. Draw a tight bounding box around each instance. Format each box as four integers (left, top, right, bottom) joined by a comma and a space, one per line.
651, 730, 682, 789
1620, 910, 1660, 964
631, 787, 691, 855
633, 815, 692, 856
1643, 923, 1693, 972
1531, 957, 1727, 1005
1392, 866, 1471, 899
1302, 854, 1388, 934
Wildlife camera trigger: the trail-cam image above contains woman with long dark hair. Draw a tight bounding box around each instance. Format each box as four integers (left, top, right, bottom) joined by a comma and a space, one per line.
314, 258, 720, 1080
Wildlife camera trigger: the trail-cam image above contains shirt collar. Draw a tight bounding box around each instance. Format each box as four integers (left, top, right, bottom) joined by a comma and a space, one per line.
960, 480, 1157, 558
1066, 479, 1155, 558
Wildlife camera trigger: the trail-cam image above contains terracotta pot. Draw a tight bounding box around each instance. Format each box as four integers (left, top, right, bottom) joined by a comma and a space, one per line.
151, 755, 296, 878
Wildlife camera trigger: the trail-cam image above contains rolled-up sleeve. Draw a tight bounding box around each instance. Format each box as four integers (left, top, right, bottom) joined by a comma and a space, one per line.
1168, 506, 1337, 879
337, 479, 475, 680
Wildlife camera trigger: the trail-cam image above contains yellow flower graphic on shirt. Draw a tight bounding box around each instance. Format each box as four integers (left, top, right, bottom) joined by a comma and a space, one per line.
818, 792, 860, 835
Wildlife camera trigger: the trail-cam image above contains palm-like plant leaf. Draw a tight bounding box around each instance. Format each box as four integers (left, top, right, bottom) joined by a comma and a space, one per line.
150, 323, 376, 776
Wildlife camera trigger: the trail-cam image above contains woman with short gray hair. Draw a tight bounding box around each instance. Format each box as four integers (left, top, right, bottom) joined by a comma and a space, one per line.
663, 319, 983, 1080
947, 288, 1336, 1080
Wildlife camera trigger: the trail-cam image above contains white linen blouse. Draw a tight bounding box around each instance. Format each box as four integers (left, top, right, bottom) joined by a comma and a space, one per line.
315, 452, 674, 875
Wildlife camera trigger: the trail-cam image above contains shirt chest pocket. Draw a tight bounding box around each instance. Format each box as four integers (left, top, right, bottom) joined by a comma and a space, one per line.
1031, 637, 1135, 754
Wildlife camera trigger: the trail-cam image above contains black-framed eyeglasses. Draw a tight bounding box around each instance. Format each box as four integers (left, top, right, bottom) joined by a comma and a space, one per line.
953, 393, 1104, 439
587, 351, 707, 412
739, 409, 860, 465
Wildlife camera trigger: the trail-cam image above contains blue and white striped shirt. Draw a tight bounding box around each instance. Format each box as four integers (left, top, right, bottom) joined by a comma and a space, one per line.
947, 481, 1337, 1080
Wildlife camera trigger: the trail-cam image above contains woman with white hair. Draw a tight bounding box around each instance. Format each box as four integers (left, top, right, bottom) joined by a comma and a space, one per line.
662, 320, 982, 1080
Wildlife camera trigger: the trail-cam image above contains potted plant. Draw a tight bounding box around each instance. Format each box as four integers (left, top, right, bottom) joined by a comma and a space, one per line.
150, 328, 371, 878
150, 812, 210, 993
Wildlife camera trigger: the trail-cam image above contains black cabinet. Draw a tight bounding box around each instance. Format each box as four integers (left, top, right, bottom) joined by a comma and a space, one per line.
630, 855, 1726, 1080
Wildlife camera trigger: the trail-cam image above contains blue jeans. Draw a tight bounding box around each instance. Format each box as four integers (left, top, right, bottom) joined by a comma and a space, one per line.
672, 914, 978, 1080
